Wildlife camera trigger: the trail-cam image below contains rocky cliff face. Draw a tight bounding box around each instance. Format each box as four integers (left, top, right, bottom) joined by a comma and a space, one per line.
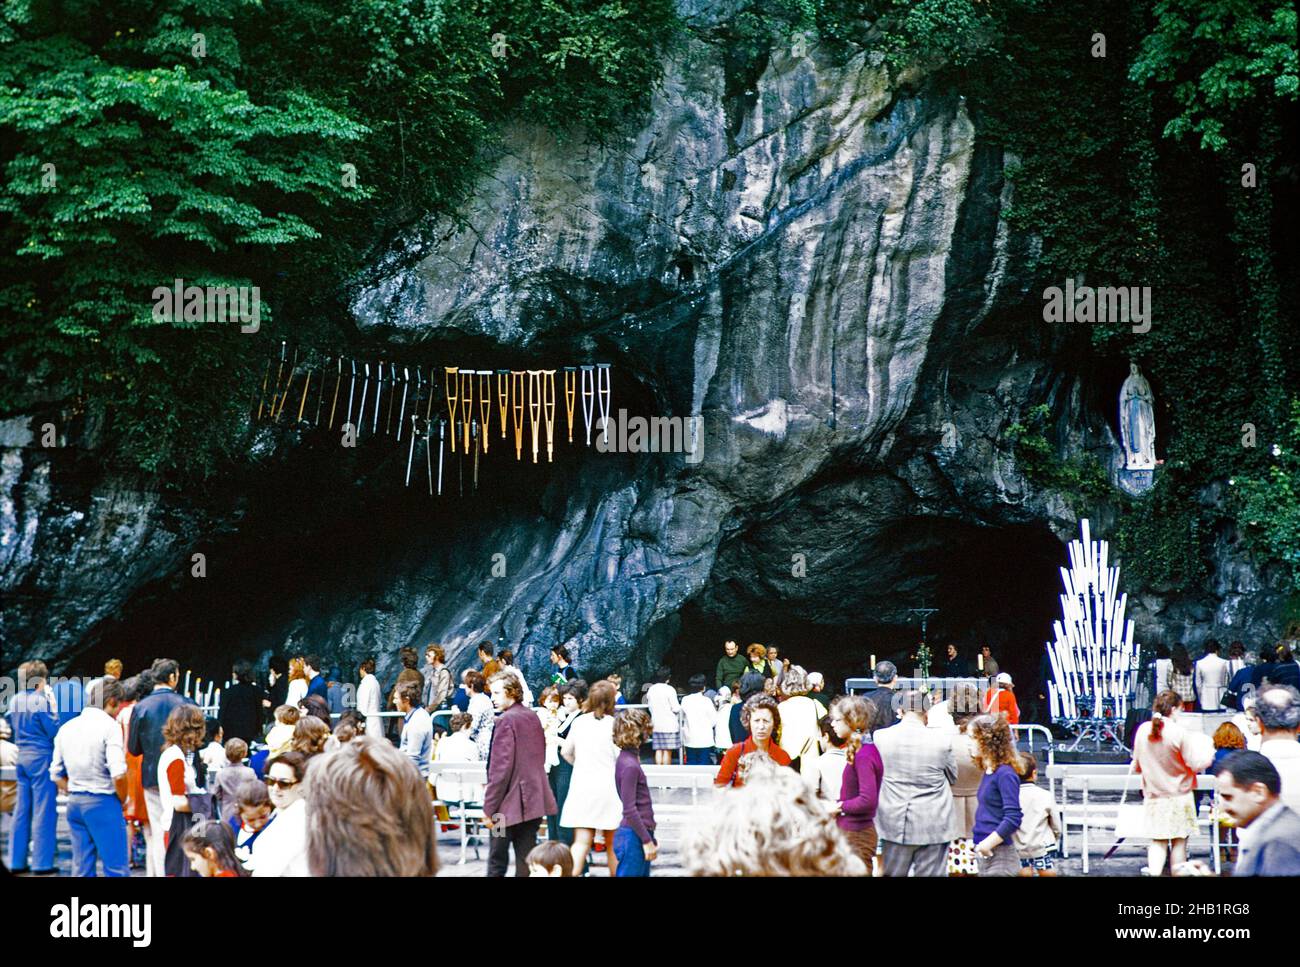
1, 7, 1289, 690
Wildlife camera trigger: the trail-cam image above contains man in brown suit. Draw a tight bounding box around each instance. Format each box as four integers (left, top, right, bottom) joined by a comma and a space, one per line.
483, 671, 556, 877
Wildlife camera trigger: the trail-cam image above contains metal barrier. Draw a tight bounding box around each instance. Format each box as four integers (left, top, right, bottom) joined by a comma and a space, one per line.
1012, 724, 1055, 766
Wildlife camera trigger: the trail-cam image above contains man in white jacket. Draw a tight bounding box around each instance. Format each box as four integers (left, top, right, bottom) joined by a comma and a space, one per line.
1195, 640, 1232, 711
356, 657, 383, 740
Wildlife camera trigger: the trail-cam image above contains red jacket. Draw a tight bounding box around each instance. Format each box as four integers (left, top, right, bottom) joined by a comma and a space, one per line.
484, 701, 557, 827
714, 736, 793, 787
983, 688, 1020, 725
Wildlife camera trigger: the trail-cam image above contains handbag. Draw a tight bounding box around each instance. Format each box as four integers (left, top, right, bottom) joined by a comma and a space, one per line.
1112, 761, 1147, 839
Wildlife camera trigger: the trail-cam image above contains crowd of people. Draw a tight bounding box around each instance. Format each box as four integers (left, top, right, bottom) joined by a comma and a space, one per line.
4, 635, 1299, 878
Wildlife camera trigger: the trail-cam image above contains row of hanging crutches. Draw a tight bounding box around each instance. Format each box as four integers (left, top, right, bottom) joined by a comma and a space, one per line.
251, 343, 612, 496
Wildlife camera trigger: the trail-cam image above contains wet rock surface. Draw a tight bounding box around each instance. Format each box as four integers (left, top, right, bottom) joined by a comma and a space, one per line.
1, 13, 1287, 691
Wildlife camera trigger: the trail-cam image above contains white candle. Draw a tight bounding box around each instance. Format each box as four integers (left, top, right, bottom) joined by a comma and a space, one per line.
870, 654, 876, 670
978, 654, 984, 671
184, 670, 191, 696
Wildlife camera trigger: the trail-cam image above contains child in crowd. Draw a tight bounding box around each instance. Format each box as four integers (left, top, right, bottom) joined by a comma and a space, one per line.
713, 686, 735, 760
536, 687, 563, 774
607, 673, 627, 706
612, 708, 657, 877
1013, 754, 1060, 877
433, 712, 482, 823
232, 779, 274, 871
212, 738, 257, 825
199, 719, 226, 775
183, 819, 248, 877
265, 705, 299, 754
815, 714, 848, 802
527, 840, 575, 877
681, 674, 718, 765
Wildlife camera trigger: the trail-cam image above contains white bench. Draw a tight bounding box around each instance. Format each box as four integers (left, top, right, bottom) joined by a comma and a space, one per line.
1058, 772, 1221, 874
425, 762, 719, 865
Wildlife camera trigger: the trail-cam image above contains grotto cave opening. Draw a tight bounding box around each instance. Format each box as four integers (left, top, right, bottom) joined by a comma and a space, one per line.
663, 518, 1065, 719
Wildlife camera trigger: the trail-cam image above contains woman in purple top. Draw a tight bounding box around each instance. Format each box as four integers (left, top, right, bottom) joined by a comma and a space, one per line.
968, 714, 1025, 877
612, 709, 657, 877
828, 695, 883, 874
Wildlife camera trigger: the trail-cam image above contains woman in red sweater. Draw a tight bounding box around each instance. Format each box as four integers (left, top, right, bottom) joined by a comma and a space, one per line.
828, 695, 883, 874
715, 695, 791, 787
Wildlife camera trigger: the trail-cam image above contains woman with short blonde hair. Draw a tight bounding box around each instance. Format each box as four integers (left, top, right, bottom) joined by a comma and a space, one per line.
685, 758, 867, 876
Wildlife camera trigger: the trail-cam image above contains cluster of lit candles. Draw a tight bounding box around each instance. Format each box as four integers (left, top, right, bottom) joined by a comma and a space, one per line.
181, 669, 222, 711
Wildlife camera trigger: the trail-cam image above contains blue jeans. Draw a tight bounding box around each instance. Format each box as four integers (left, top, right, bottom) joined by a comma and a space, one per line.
613, 826, 652, 877
684, 747, 713, 766
9, 752, 57, 871
66, 793, 129, 877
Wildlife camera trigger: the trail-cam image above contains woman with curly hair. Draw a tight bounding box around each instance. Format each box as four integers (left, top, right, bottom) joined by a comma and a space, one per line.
828, 695, 883, 873
777, 665, 823, 780
612, 709, 657, 876
968, 713, 1024, 877
685, 757, 867, 876
291, 716, 331, 757
715, 694, 791, 788
158, 704, 207, 876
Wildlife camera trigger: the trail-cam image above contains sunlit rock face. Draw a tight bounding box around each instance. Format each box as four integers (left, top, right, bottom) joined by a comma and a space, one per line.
3, 7, 1287, 690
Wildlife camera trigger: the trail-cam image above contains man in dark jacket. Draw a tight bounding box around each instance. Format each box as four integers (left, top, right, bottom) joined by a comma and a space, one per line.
126, 658, 194, 877
1215, 752, 1300, 877
714, 640, 748, 692
940, 644, 972, 678
218, 660, 265, 745
866, 661, 900, 734
304, 654, 329, 700
482, 671, 556, 877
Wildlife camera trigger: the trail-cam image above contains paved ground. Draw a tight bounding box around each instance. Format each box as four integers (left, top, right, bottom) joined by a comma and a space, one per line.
3, 736, 1233, 878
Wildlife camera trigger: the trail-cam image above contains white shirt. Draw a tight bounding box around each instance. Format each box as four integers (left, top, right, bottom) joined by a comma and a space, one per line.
714, 701, 734, 749
250, 797, 310, 877
357, 673, 382, 735
157, 745, 199, 832
49, 706, 126, 795
200, 741, 227, 775
468, 692, 495, 759
286, 678, 308, 707
433, 731, 482, 804
1261, 737, 1300, 813
1154, 658, 1172, 696
1195, 654, 1232, 710
680, 693, 717, 748
646, 682, 681, 734
816, 746, 848, 801
1230, 712, 1263, 751
925, 699, 958, 734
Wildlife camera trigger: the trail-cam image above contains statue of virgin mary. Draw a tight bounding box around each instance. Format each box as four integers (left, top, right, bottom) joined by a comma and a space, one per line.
1119, 363, 1156, 470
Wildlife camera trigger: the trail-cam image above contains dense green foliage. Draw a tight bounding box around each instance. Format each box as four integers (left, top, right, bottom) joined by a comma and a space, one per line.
1006, 405, 1111, 505
2, 0, 1296, 598
1, 0, 677, 475
915, 0, 1297, 594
